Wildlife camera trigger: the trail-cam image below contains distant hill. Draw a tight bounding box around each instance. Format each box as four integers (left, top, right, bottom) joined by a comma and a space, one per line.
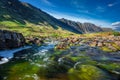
0, 0, 104, 37
114, 27, 120, 31
59, 18, 103, 33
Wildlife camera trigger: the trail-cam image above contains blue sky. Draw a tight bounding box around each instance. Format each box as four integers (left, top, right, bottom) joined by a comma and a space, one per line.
20, 0, 120, 28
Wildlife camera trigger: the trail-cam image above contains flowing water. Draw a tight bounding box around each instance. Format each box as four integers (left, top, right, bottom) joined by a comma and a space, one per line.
0, 41, 120, 80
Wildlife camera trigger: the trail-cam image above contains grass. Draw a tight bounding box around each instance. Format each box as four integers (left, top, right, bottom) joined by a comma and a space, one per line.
83, 32, 114, 37
0, 20, 77, 38
0, 19, 119, 39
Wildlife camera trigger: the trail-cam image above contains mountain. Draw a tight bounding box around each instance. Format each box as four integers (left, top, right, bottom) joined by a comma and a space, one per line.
102, 28, 113, 32
60, 18, 103, 33
114, 27, 120, 31
0, 0, 80, 34
0, 0, 104, 36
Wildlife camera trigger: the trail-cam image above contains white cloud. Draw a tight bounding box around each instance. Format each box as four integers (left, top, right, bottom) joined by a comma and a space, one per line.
42, 0, 55, 7
108, 2, 117, 7
111, 21, 120, 29
42, 0, 51, 5
108, 4, 114, 7
71, 0, 84, 9
112, 21, 120, 26
77, 10, 98, 16
96, 6, 105, 12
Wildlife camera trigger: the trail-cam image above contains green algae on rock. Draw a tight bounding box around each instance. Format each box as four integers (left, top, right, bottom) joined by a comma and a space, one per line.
68, 65, 110, 80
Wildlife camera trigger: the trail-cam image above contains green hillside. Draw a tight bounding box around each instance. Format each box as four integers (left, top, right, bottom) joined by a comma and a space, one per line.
0, 0, 80, 38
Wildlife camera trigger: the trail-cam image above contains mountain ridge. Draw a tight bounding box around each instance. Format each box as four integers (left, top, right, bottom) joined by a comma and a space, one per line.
0, 0, 105, 35
59, 18, 103, 33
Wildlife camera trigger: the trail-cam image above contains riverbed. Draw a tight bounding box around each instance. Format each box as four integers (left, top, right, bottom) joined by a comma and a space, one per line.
0, 41, 120, 80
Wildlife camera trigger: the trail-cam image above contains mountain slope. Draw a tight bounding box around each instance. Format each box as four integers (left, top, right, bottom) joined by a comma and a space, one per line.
60, 18, 103, 33
0, 0, 105, 37
114, 27, 120, 31
0, 0, 81, 34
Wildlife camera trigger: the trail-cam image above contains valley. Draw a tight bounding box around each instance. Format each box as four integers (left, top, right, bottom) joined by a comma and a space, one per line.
0, 0, 120, 80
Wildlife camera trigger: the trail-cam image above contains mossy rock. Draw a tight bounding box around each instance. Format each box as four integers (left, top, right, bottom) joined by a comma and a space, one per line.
101, 46, 113, 52
37, 62, 69, 79
68, 65, 110, 80
4, 62, 40, 80
112, 43, 120, 50
97, 63, 120, 73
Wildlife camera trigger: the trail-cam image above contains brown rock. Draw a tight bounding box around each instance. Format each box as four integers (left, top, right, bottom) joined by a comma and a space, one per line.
97, 42, 103, 47
90, 41, 97, 47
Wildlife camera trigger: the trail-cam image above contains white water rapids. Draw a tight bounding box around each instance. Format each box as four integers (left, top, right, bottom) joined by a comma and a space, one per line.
0, 41, 57, 65
0, 46, 32, 64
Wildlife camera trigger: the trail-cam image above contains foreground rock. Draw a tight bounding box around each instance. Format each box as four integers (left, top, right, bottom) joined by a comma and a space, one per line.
0, 30, 25, 50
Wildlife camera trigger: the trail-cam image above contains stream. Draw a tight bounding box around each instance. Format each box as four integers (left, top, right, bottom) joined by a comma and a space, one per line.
0, 41, 120, 80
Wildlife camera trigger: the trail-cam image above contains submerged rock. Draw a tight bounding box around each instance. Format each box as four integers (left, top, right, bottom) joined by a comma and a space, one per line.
68, 65, 111, 80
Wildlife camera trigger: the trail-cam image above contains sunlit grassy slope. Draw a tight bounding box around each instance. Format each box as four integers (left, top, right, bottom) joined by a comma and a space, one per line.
0, 20, 77, 38
0, 0, 81, 38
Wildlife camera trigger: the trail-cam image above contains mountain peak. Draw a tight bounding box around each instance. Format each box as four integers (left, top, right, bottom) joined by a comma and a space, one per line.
59, 18, 103, 33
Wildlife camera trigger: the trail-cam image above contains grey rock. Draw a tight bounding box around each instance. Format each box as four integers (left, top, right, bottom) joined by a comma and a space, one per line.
0, 30, 25, 50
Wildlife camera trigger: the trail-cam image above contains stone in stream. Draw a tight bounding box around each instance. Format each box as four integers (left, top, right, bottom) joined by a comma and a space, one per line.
108, 45, 117, 51
90, 41, 98, 47
0, 56, 9, 64
58, 57, 75, 67
68, 65, 111, 80
97, 42, 103, 47
78, 44, 89, 51
86, 47, 102, 54
115, 41, 120, 45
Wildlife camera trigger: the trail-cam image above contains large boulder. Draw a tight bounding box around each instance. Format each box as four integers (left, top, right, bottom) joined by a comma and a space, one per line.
0, 30, 25, 50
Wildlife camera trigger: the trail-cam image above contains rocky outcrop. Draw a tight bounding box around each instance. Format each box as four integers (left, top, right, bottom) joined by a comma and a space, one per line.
0, 30, 25, 50
60, 18, 103, 33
